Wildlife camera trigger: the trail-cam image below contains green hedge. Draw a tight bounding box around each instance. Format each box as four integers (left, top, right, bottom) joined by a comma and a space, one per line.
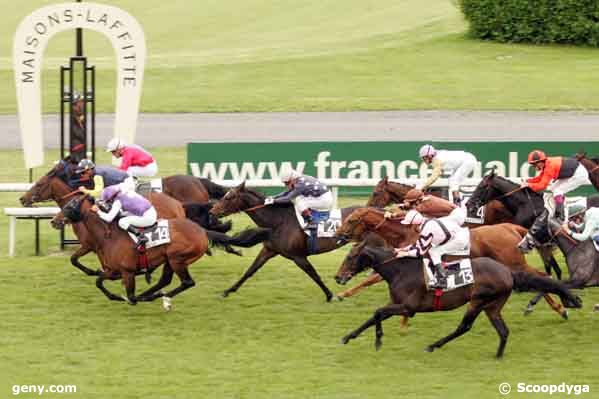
459, 0, 599, 46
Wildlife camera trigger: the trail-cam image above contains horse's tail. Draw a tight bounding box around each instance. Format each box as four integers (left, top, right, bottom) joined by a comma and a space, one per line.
197, 178, 228, 199
511, 271, 582, 309
184, 202, 233, 233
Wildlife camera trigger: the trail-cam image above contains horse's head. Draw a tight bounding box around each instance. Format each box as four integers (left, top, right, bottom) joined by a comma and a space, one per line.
336, 208, 371, 241
20, 161, 71, 206
50, 211, 67, 230
466, 170, 499, 214
61, 195, 87, 224
210, 182, 264, 217
335, 233, 389, 284
367, 176, 391, 207
575, 151, 587, 161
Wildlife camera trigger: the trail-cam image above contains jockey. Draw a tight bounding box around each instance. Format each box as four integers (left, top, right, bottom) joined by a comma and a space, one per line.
91, 183, 157, 245
106, 138, 158, 178
394, 207, 468, 289
518, 150, 590, 253
385, 188, 456, 219
563, 204, 599, 245
417, 144, 478, 207
75, 159, 130, 197
265, 170, 333, 227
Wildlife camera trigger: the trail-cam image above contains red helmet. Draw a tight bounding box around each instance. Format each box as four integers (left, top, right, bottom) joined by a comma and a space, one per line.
527, 150, 547, 164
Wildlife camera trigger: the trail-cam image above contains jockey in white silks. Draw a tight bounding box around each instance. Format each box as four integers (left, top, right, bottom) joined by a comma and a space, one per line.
417, 144, 478, 206
264, 170, 333, 227
394, 207, 468, 289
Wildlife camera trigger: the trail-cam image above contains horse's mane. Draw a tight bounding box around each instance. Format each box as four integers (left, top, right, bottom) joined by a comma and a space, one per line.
243, 187, 266, 199
198, 178, 228, 199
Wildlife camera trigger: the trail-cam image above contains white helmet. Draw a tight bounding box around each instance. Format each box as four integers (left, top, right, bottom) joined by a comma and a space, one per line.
401, 210, 425, 225
419, 144, 436, 159
280, 169, 300, 183
106, 137, 126, 152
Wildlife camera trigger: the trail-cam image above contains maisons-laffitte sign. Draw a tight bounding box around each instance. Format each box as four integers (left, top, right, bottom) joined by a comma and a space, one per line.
13, 2, 146, 168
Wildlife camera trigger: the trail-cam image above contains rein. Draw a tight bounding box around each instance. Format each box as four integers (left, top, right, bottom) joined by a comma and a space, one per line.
590, 164, 599, 173
245, 204, 266, 212
495, 185, 526, 200
60, 190, 84, 201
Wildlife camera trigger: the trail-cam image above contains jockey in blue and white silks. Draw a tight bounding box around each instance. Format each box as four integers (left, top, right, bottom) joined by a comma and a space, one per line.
418, 144, 478, 206
265, 170, 333, 227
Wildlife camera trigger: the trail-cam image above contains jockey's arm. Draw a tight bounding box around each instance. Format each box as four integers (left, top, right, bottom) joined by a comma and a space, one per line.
273, 188, 300, 204
403, 230, 433, 257
570, 215, 599, 241
526, 170, 552, 192
421, 158, 442, 190
97, 199, 122, 223
118, 149, 132, 171
81, 175, 104, 197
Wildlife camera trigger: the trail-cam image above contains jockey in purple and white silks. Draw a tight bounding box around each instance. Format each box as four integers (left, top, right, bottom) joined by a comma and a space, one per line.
418, 144, 478, 206
92, 183, 157, 244
264, 170, 333, 227
394, 207, 468, 289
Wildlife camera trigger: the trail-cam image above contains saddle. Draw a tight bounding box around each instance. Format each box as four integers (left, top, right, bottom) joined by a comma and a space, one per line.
135, 179, 163, 195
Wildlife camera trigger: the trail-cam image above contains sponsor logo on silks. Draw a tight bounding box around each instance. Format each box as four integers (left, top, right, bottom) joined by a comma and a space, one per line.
13, 2, 146, 168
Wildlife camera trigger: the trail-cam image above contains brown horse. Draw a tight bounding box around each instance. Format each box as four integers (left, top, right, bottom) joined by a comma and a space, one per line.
334, 207, 569, 319
210, 182, 361, 301
20, 161, 185, 276
161, 176, 228, 204
367, 176, 513, 224
340, 243, 582, 357
53, 195, 211, 308
575, 152, 599, 192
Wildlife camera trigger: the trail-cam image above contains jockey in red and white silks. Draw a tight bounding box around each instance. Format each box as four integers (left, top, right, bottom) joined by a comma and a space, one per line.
418, 144, 477, 206
106, 138, 158, 178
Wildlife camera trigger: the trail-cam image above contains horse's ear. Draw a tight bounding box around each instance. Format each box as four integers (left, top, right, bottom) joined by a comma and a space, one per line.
383, 175, 388, 184
238, 181, 246, 190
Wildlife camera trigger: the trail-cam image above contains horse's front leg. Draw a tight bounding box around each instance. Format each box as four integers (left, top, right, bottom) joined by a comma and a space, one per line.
95, 271, 125, 302
70, 245, 99, 276
293, 256, 334, 302
122, 271, 137, 305
137, 264, 174, 301
222, 246, 277, 298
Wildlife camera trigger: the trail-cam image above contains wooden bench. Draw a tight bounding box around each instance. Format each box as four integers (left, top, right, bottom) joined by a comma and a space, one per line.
4, 207, 61, 257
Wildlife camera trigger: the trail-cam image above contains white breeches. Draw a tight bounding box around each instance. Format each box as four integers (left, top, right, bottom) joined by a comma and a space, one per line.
127, 161, 158, 178
294, 191, 334, 213
448, 154, 477, 193
428, 228, 470, 265
118, 207, 157, 230
548, 164, 590, 196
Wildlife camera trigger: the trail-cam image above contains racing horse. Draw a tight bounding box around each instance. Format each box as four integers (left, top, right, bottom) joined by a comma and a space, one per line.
53, 195, 216, 308
340, 243, 582, 358
525, 219, 599, 312
20, 161, 186, 276
210, 182, 361, 301
465, 170, 564, 280
334, 207, 570, 319
367, 176, 513, 224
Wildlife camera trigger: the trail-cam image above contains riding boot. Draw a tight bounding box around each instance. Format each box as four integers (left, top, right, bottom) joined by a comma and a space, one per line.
127, 225, 148, 246
301, 209, 315, 228
452, 192, 462, 207
432, 263, 448, 289
518, 210, 548, 253
554, 201, 565, 222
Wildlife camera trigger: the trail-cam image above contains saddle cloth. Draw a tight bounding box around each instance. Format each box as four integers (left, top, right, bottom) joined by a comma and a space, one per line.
423, 258, 475, 292
294, 208, 342, 238
135, 178, 163, 195
127, 219, 171, 249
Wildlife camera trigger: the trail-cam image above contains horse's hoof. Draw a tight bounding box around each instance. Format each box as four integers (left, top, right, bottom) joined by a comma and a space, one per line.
162, 296, 172, 312
375, 341, 382, 351
122, 295, 137, 305
221, 291, 230, 298
523, 305, 534, 316
341, 337, 350, 345
561, 310, 569, 320
424, 346, 434, 353
330, 295, 344, 302
593, 304, 599, 312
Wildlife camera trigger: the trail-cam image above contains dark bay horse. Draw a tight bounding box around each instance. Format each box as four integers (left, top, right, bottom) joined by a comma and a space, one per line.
210, 182, 361, 301
525, 219, 599, 312
367, 176, 513, 224
575, 152, 599, 192
466, 170, 563, 279
53, 196, 213, 308
334, 207, 569, 319
19, 161, 186, 276
340, 244, 582, 358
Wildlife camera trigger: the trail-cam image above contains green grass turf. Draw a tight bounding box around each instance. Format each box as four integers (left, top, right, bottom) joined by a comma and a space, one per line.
0, 148, 598, 398
2, 0, 599, 113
